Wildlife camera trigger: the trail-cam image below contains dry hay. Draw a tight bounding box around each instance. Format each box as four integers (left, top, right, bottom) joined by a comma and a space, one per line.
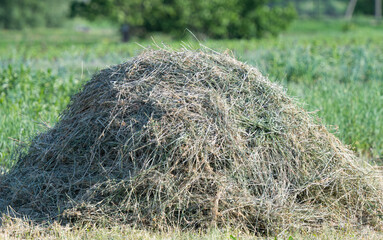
0, 49, 382, 235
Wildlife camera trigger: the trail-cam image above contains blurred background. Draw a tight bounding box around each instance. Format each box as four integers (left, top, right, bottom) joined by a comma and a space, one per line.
0, 0, 382, 171
0, 0, 382, 40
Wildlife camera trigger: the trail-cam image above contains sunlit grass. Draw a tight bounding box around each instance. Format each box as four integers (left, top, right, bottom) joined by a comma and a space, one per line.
1, 217, 383, 240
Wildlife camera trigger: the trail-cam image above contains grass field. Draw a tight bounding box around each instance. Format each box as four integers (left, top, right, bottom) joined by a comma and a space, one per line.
0, 17, 383, 238
1, 218, 383, 240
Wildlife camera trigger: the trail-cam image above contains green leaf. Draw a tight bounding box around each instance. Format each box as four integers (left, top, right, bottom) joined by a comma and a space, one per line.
230, 235, 237, 240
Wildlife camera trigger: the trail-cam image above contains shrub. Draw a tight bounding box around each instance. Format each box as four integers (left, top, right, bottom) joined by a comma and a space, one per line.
0, 0, 70, 29
70, 0, 296, 39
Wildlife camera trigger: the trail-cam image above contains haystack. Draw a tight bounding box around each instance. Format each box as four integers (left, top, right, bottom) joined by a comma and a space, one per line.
0, 49, 382, 234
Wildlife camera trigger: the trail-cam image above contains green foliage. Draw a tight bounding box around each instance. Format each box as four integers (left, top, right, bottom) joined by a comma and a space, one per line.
71, 0, 296, 38
355, 0, 382, 15
0, 0, 70, 29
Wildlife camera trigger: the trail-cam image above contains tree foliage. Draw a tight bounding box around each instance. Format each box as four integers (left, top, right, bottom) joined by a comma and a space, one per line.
354, 0, 382, 15
0, 0, 70, 29
71, 0, 296, 38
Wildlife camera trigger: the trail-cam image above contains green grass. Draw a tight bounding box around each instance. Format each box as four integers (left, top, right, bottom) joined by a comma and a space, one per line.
0, 65, 81, 169
237, 40, 383, 159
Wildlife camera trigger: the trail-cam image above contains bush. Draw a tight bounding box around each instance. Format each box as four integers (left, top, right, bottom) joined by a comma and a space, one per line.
0, 0, 70, 29
355, 0, 382, 15
71, 0, 297, 39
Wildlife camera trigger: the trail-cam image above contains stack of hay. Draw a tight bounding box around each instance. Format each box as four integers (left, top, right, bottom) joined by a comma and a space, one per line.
0, 49, 382, 234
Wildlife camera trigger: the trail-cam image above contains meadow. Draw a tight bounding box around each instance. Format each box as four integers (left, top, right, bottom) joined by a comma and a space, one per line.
0, 17, 383, 238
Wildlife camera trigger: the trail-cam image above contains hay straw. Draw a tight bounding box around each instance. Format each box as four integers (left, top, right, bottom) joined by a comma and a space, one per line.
1, 48, 382, 235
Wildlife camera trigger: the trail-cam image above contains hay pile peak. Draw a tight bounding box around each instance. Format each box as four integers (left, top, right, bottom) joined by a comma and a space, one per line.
1, 49, 382, 234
